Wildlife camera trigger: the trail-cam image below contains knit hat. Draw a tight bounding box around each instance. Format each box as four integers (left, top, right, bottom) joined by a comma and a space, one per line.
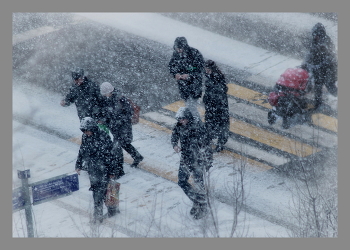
80, 117, 98, 133
100, 82, 114, 95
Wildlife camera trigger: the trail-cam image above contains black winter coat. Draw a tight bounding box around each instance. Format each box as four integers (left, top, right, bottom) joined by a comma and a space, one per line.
76, 128, 120, 178
171, 119, 212, 169
303, 24, 337, 83
63, 77, 102, 120
99, 90, 134, 145
168, 46, 204, 100
203, 72, 230, 127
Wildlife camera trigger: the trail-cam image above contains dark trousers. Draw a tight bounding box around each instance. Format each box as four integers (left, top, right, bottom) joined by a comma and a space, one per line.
206, 121, 229, 147
92, 185, 106, 220
121, 142, 142, 160
313, 68, 338, 108
178, 157, 206, 204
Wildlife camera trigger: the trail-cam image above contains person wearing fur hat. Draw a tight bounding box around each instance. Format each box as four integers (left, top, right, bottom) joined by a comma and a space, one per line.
168, 37, 204, 119
75, 117, 123, 223
203, 60, 230, 152
60, 68, 103, 121
99, 82, 144, 168
171, 107, 213, 220
302, 23, 338, 110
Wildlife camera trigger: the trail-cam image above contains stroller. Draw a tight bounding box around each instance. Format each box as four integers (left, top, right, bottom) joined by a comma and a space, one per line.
267, 68, 312, 129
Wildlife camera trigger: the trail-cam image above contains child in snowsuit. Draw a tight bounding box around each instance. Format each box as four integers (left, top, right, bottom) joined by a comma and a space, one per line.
75, 117, 123, 223
171, 107, 213, 220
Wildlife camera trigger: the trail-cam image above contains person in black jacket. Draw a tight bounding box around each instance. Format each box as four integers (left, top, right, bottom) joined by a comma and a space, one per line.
302, 23, 338, 110
171, 107, 213, 220
60, 69, 103, 121
203, 60, 230, 152
75, 117, 123, 223
168, 37, 204, 119
99, 82, 144, 168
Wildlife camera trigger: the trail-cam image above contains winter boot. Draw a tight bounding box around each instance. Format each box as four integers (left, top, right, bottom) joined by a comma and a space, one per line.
215, 144, 223, 152
116, 169, 125, 179
268, 110, 277, 125
131, 155, 144, 168
190, 201, 200, 216
282, 117, 290, 129
193, 203, 208, 220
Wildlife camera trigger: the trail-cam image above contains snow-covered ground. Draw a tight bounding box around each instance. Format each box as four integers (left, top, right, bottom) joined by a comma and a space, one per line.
12, 80, 292, 237
12, 12, 338, 238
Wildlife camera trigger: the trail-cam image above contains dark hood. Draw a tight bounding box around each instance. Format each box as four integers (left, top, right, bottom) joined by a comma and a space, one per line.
80, 117, 99, 133
173, 37, 189, 51
176, 107, 195, 122
312, 23, 327, 40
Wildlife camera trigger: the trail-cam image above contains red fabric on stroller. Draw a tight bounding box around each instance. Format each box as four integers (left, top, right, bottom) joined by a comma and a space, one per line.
268, 68, 309, 107
276, 68, 309, 91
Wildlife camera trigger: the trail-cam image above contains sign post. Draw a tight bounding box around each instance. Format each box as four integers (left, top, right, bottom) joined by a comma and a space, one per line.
17, 169, 34, 238
13, 171, 79, 238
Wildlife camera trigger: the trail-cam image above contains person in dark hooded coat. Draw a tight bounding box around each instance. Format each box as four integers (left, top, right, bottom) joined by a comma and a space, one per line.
203, 60, 230, 152
168, 37, 204, 119
98, 82, 144, 168
75, 117, 124, 223
171, 107, 213, 220
302, 22, 338, 110
60, 69, 103, 121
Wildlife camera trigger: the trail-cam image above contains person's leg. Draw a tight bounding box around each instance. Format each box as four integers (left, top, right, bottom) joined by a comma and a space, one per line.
314, 82, 323, 109
191, 164, 208, 219
122, 143, 144, 167
112, 140, 125, 177
92, 185, 105, 223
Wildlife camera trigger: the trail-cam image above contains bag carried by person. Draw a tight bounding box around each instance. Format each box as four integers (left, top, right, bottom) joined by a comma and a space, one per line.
127, 99, 141, 125
105, 179, 120, 208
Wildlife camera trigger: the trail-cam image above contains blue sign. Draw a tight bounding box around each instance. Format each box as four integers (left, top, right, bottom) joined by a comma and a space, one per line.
12, 187, 25, 211
32, 173, 79, 205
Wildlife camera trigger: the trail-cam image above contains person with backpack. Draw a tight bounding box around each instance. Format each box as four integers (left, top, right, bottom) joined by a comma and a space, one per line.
75, 117, 123, 223
168, 37, 204, 119
60, 69, 103, 121
171, 107, 213, 220
98, 82, 144, 168
203, 60, 230, 152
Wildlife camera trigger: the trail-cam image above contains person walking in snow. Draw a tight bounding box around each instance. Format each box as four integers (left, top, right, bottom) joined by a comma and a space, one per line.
60, 68, 103, 121
75, 117, 124, 223
168, 37, 204, 119
301, 22, 338, 110
203, 60, 230, 152
98, 82, 144, 168
171, 107, 213, 220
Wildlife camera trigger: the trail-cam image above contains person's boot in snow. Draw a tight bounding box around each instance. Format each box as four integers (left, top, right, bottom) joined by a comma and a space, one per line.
190, 201, 200, 216
131, 155, 144, 168
215, 144, 223, 152
193, 202, 208, 220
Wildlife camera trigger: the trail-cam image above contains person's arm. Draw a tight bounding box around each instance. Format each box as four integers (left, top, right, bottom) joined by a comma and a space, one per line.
171, 125, 181, 152
61, 87, 78, 106
75, 146, 84, 175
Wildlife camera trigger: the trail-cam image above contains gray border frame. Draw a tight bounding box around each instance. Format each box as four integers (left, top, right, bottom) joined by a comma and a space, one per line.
4, 0, 347, 249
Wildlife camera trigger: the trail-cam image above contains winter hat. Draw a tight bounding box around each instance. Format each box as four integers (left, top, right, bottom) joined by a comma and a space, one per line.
71, 68, 84, 80
100, 82, 115, 95
80, 117, 99, 133
176, 107, 193, 121
174, 37, 189, 50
